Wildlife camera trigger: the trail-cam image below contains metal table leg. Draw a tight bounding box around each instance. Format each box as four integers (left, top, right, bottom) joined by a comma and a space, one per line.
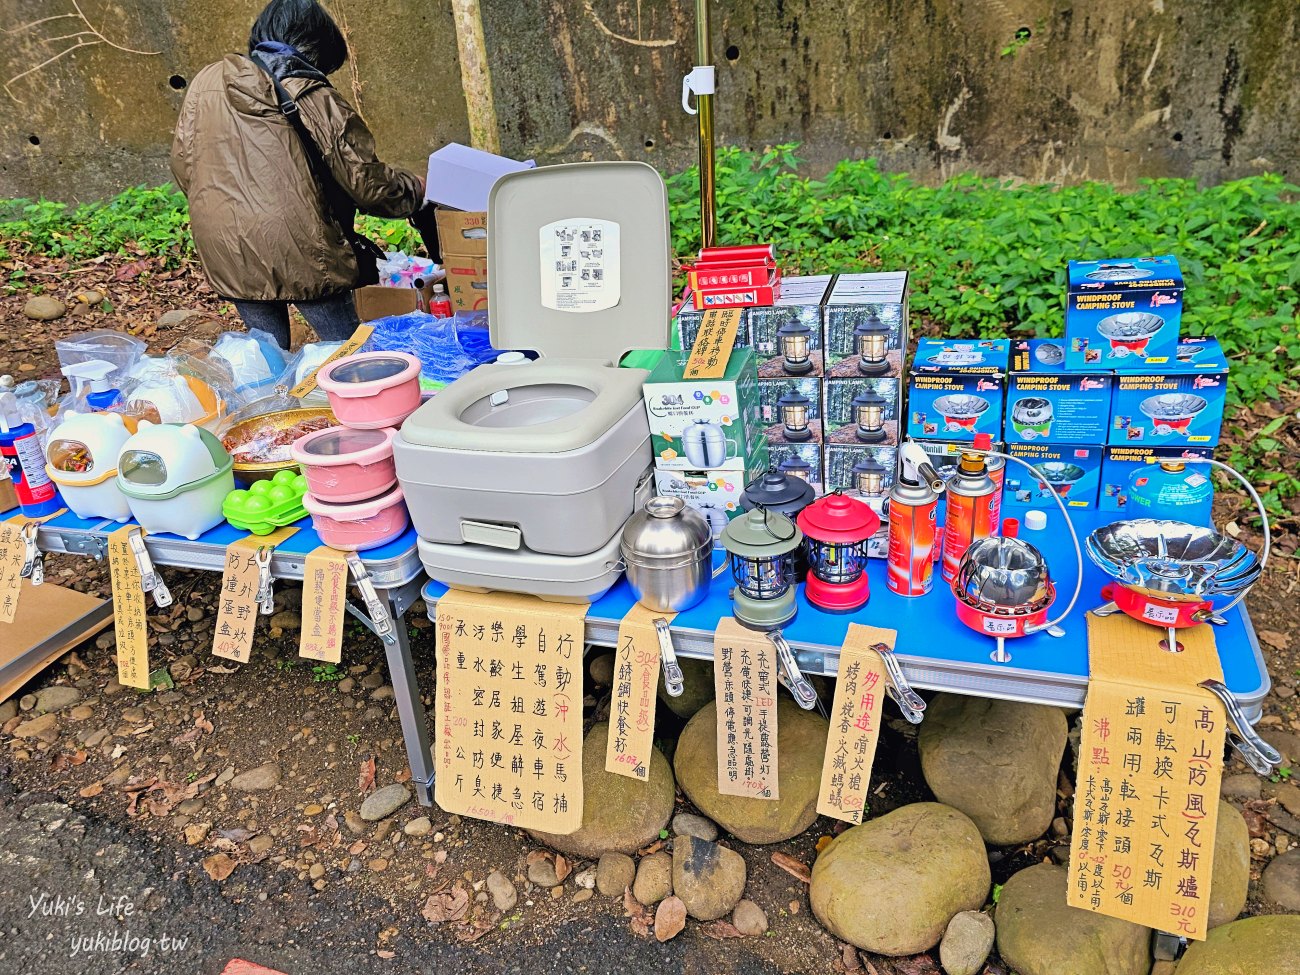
381, 589, 435, 806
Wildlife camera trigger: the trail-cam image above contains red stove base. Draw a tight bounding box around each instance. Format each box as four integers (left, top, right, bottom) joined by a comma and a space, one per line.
955, 597, 1051, 638
1102, 583, 1211, 628
806, 574, 871, 613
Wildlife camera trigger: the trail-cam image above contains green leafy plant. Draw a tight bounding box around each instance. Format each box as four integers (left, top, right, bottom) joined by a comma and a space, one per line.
1271, 765, 1294, 783
312, 663, 345, 683
274, 658, 296, 673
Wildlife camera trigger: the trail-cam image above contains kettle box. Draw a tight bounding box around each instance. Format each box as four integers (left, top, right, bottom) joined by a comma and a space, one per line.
1002, 442, 1103, 510
824, 272, 909, 379
758, 377, 823, 445
644, 348, 768, 471
1065, 256, 1184, 371
1099, 444, 1215, 512
1005, 339, 1113, 445
1107, 337, 1228, 448
824, 377, 901, 446
652, 468, 754, 546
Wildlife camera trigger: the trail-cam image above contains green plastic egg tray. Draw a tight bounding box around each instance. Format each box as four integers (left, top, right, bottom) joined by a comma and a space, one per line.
222, 469, 310, 535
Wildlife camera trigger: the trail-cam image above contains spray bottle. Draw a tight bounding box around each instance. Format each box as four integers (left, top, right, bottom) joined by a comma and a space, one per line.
61, 359, 122, 412
940, 433, 1000, 584
887, 442, 945, 596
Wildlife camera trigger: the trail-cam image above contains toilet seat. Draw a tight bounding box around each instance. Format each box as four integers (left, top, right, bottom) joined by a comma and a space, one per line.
401, 361, 649, 454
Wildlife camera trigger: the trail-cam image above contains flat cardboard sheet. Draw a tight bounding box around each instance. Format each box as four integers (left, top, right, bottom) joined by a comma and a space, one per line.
0, 579, 109, 704
817, 624, 893, 824
605, 604, 670, 781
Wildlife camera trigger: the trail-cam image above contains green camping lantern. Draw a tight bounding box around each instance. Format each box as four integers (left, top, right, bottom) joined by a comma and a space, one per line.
719, 507, 804, 630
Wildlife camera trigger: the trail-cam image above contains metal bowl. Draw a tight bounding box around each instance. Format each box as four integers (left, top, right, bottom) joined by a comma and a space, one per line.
1036, 462, 1086, 485
1140, 393, 1209, 422
221, 407, 338, 481
932, 394, 990, 420
1086, 264, 1154, 281
953, 537, 1054, 613
1033, 342, 1065, 365
1096, 312, 1165, 340
1086, 520, 1261, 601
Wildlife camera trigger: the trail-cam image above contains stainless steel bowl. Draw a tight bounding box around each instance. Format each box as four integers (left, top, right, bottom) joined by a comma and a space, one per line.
1096, 312, 1165, 339
932, 394, 990, 420
1139, 393, 1209, 422
1086, 520, 1261, 602
1012, 397, 1053, 424
620, 497, 715, 613
952, 536, 1054, 613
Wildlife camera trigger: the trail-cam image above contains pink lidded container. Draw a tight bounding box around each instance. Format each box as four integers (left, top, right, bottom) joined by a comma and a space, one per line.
316, 351, 421, 429
291, 426, 397, 503
303, 484, 410, 551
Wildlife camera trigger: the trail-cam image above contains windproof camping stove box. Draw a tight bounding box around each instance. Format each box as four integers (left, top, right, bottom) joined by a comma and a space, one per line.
1065, 256, 1184, 371
1005, 339, 1113, 445
1099, 444, 1215, 513
1002, 443, 1103, 510
1107, 337, 1228, 448
823, 272, 909, 379
907, 339, 1008, 443
393, 161, 670, 603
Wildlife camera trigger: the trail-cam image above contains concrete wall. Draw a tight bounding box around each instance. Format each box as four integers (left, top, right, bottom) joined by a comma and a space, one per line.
2, 0, 1298, 202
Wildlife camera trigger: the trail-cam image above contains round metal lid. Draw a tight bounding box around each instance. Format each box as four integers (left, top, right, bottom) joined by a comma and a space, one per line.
720, 507, 802, 557
739, 470, 815, 513
853, 312, 888, 334
776, 319, 812, 336
851, 389, 887, 407
620, 496, 712, 561
797, 492, 880, 543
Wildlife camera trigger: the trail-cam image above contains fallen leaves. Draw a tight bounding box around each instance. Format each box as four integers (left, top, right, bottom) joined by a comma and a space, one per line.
50, 749, 87, 772
122, 772, 217, 818
1258, 629, 1290, 651
771, 851, 812, 884
201, 853, 236, 882
699, 920, 745, 939
623, 887, 652, 938
170, 712, 215, 746
78, 781, 104, 799
421, 886, 469, 925
358, 756, 377, 795
654, 896, 686, 942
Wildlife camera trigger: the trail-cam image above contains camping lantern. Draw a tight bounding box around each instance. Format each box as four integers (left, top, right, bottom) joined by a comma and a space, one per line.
44, 410, 134, 522
719, 507, 803, 630
853, 312, 890, 375
952, 533, 1056, 663
797, 492, 880, 613
776, 319, 814, 375
739, 470, 815, 519
778, 389, 813, 442
852, 389, 888, 443
778, 455, 813, 482
851, 457, 888, 497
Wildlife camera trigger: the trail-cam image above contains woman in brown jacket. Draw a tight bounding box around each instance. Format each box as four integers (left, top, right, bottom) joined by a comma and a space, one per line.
171, 0, 425, 349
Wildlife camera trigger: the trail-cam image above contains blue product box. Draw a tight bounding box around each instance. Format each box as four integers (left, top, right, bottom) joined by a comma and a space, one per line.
907, 339, 1009, 443
1003, 443, 1104, 510
1065, 256, 1185, 371
1099, 445, 1215, 513
1107, 337, 1228, 448
1005, 339, 1113, 445
911, 338, 1010, 375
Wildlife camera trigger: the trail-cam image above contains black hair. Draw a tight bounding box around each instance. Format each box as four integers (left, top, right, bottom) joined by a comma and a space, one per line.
249, 0, 348, 74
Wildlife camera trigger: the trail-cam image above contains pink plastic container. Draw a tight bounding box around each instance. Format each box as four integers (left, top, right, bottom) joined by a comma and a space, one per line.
316, 352, 422, 429
291, 426, 398, 503
303, 484, 410, 552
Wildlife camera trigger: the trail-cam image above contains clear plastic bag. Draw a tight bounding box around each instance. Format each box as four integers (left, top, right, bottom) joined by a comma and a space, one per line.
211, 329, 287, 395
274, 341, 345, 407
54, 330, 146, 380
217, 390, 338, 467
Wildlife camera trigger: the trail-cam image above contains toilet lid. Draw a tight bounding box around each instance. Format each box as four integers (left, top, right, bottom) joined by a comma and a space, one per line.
488, 162, 670, 364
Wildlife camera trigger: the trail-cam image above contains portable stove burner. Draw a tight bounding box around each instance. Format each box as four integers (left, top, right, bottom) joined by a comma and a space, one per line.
1096, 312, 1165, 357
1085, 264, 1154, 281
952, 536, 1056, 663
1139, 393, 1209, 435
1033, 342, 1065, 366
931, 394, 990, 432
1034, 462, 1086, 495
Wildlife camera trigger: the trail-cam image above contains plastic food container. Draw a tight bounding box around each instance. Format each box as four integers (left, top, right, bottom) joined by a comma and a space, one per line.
116, 422, 234, 539
316, 352, 421, 429
44, 410, 135, 522
291, 426, 398, 503
222, 469, 309, 535
303, 484, 409, 551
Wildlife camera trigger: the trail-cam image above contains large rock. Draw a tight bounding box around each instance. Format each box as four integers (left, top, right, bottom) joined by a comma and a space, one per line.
528, 722, 674, 856
918, 695, 1068, 845
34, 686, 82, 712
1210, 800, 1249, 928
674, 699, 827, 844
23, 296, 67, 321
995, 863, 1150, 975
672, 835, 746, 921
657, 656, 714, 719
359, 784, 410, 821
810, 802, 990, 956
1178, 915, 1300, 975
230, 763, 282, 792
1261, 848, 1300, 912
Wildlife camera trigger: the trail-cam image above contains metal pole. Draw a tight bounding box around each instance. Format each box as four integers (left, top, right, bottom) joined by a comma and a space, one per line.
695, 0, 717, 249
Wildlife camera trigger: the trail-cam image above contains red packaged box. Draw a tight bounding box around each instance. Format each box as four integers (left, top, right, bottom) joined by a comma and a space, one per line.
686, 243, 781, 309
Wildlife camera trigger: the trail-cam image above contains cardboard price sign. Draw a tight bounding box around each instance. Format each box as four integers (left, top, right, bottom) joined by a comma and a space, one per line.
106, 526, 150, 690
288, 323, 374, 399
212, 529, 296, 663
299, 546, 350, 664
683, 308, 743, 379
1067, 614, 1227, 940
434, 590, 588, 834
817, 624, 893, 824
713, 617, 779, 800
605, 605, 671, 781
0, 522, 23, 624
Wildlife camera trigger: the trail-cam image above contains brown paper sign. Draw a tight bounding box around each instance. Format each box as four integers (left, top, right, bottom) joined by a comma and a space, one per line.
683, 308, 743, 379
434, 589, 588, 833
0, 522, 23, 624
298, 546, 350, 663
605, 605, 672, 781
1067, 614, 1227, 941
713, 617, 780, 800
212, 528, 296, 663
288, 323, 375, 399
106, 525, 150, 689
817, 624, 893, 824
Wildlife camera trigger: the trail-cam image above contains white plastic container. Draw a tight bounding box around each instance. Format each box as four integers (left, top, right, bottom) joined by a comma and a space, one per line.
44, 411, 134, 522
116, 422, 234, 539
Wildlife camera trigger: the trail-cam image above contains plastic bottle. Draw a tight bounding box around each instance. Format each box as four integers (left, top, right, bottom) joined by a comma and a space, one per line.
886, 442, 945, 596
429, 283, 453, 318
940, 433, 999, 584
62, 359, 122, 412
0, 407, 62, 517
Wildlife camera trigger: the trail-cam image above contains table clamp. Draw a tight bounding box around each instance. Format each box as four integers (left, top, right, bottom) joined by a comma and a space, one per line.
346, 552, 395, 645
127, 529, 172, 608
1199, 678, 1282, 776
19, 522, 44, 587
653, 617, 684, 698
768, 630, 822, 713
253, 547, 275, 616
874, 643, 927, 724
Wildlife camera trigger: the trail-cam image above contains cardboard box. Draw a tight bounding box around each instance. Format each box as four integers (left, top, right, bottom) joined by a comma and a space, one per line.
1005, 338, 1113, 445
824, 377, 902, 446
911, 338, 1010, 375
652, 467, 758, 546
1107, 338, 1228, 447
1065, 256, 1184, 371
768, 442, 824, 492
758, 377, 823, 445
675, 302, 751, 353
434, 207, 488, 258
643, 348, 768, 471
1003, 443, 1104, 510
1099, 445, 1215, 512
674, 274, 831, 354
908, 339, 1008, 443
824, 272, 909, 379
424, 143, 534, 212
750, 294, 825, 378
353, 282, 435, 323
444, 255, 489, 312
825, 443, 897, 499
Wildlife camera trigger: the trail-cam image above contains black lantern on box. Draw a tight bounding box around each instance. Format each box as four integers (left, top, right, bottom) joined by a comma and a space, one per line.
852, 389, 888, 443
776, 318, 814, 375
777, 389, 813, 442
851, 457, 887, 497
853, 311, 890, 376
778, 454, 814, 482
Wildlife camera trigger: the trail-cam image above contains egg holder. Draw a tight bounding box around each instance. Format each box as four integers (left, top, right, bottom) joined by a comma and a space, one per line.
222, 469, 309, 536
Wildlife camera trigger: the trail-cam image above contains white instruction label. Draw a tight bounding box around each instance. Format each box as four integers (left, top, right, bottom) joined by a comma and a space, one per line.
1141, 603, 1180, 624
539, 218, 620, 313
982, 617, 1019, 635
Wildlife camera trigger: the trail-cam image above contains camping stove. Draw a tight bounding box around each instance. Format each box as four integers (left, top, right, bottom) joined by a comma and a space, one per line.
951, 534, 1056, 663
1139, 393, 1209, 436
931, 394, 990, 433
1096, 313, 1165, 358
1033, 462, 1086, 497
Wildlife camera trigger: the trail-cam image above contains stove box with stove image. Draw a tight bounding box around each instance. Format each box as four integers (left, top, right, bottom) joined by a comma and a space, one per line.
907, 338, 1009, 443
1107, 337, 1228, 448
1099, 444, 1215, 513
1005, 338, 1113, 445
1065, 255, 1184, 372
1002, 442, 1103, 510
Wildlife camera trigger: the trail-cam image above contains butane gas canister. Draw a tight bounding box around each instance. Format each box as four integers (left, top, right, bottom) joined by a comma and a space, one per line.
941, 438, 999, 584
887, 443, 945, 596
1127, 459, 1214, 525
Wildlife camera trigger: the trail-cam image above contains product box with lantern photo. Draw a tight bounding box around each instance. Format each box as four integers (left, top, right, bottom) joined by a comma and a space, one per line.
825, 442, 896, 502
823, 271, 909, 378
767, 443, 824, 493
757, 377, 823, 445
748, 280, 831, 379
823, 377, 901, 446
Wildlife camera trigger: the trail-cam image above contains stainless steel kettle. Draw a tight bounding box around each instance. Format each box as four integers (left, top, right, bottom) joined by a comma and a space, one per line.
619, 497, 715, 612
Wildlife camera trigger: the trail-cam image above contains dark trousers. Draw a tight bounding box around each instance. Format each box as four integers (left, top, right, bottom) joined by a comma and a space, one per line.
233, 293, 360, 349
